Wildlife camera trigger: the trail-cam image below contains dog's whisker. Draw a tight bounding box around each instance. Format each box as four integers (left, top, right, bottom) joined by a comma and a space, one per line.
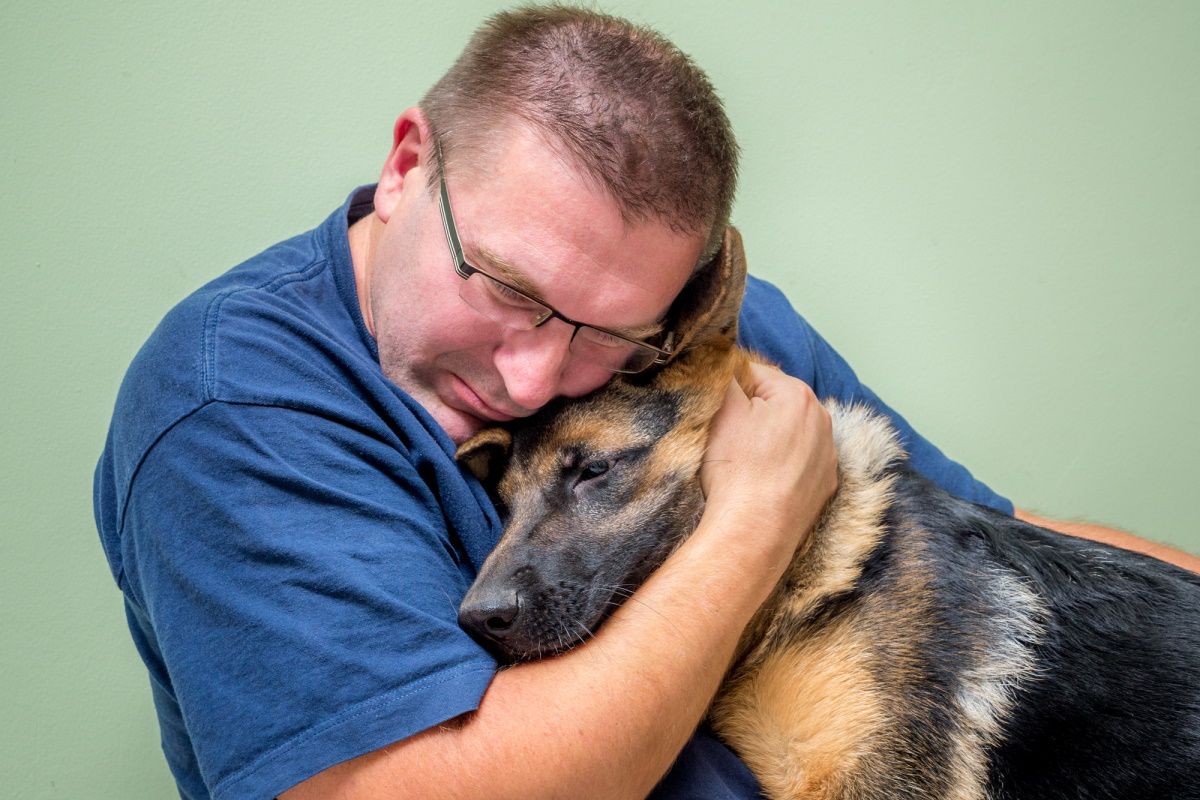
623, 595, 677, 631
573, 620, 594, 647
592, 586, 681, 637
596, 582, 638, 597
556, 626, 567, 655
440, 587, 459, 618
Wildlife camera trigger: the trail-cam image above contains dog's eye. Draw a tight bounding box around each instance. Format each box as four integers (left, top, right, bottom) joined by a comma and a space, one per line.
579, 460, 611, 481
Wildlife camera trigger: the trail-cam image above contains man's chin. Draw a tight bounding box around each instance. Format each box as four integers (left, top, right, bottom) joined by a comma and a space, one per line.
395, 367, 508, 444
433, 403, 489, 446
396, 379, 487, 445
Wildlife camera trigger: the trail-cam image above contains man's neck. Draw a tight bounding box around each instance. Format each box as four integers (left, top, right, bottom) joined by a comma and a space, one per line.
347, 213, 380, 338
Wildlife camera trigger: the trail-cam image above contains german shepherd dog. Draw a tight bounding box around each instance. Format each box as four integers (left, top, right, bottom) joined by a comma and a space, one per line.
456, 228, 1200, 799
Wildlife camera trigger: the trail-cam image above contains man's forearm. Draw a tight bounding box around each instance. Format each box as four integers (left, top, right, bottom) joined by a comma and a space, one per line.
283, 367, 834, 799
281, 503, 797, 799
1015, 507, 1200, 574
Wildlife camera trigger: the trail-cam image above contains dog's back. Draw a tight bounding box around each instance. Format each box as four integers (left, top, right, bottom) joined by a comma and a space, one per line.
926, 483, 1200, 798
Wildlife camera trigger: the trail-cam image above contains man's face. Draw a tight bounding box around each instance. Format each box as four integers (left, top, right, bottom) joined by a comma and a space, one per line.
361, 123, 705, 443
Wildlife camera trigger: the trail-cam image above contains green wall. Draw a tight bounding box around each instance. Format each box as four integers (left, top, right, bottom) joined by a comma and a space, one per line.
3, 2, 1197, 796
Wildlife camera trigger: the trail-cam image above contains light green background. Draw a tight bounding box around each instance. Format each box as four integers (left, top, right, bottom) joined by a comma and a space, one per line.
3, 1, 1197, 796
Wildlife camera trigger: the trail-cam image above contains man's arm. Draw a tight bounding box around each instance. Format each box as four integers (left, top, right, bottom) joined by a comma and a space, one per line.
1015, 507, 1200, 573
283, 366, 838, 800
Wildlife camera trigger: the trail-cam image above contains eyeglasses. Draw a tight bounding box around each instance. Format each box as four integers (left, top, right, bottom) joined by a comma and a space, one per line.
435, 159, 673, 375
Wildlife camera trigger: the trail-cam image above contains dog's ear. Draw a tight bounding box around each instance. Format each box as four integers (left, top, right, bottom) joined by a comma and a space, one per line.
455, 427, 513, 487
664, 225, 748, 359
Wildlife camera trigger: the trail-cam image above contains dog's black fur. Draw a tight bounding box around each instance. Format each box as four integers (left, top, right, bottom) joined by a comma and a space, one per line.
868, 468, 1200, 799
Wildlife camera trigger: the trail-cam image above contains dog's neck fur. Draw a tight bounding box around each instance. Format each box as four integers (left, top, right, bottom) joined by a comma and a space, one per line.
747, 402, 903, 655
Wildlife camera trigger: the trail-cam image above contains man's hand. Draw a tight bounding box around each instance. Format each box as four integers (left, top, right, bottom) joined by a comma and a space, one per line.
701, 363, 839, 579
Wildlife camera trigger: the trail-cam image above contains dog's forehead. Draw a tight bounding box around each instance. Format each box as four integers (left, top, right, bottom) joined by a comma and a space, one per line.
558, 385, 677, 446
508, 384, 680, 475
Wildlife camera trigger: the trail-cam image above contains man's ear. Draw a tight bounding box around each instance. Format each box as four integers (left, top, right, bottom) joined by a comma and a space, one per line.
374, 106, 433, 223
455, 428, 513, 488
663, 225, 748, 359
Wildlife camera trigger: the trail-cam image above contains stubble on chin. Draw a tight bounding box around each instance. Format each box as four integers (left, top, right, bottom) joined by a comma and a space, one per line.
377, 345, 485, 445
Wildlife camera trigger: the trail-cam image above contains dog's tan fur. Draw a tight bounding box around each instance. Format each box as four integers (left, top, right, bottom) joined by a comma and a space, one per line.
665, 354, 1036, 799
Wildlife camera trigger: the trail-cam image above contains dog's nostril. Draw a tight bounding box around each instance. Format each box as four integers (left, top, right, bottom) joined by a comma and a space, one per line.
484, 610, 516, 634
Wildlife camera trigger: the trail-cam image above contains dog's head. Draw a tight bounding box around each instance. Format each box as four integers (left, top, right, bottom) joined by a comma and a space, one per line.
455, 227, 750, 663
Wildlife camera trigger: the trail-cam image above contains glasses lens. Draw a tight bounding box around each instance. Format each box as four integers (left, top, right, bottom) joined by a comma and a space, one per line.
573, 326, 658, 373
616, 345, 660, 373
460, 271, 551, 329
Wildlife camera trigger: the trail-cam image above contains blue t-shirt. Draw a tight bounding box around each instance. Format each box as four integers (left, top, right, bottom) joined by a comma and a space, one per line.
94, 186, 1010, 800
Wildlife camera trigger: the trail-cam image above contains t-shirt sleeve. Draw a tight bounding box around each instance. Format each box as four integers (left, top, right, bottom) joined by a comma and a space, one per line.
651, 724, 764, 799
120, 400, 496, 799
739, 276, 1013, 514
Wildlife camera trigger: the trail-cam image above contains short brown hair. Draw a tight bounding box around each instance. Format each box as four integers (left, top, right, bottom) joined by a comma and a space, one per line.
421, 4, 739, 263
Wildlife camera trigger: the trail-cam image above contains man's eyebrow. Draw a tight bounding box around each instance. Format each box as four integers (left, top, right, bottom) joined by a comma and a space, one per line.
473, 245, 543, 297
471, 244, 665, 341
612, 319, 665, 341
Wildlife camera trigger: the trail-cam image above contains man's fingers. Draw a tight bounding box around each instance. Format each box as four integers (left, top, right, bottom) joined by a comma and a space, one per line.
738, 361, 791, 403
724, 373, 752, 405
708, 374, 752, 435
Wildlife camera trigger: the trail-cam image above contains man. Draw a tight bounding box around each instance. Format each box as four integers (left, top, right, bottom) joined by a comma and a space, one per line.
94, 7, 1196, 799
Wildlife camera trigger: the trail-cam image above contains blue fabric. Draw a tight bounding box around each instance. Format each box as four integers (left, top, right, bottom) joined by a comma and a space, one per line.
738, 277, 1012, 515
94, 186, 1009, 799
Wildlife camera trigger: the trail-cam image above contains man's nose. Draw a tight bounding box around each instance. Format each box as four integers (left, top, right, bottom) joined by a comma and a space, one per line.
493, 322, 574, 411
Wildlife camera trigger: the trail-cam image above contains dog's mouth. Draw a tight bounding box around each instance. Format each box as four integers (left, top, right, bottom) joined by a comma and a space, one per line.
460, 523, 701, 663
460, 571, 613, 664
459, 461, 708, 664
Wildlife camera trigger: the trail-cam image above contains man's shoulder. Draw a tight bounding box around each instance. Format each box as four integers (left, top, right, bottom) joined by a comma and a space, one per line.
118, 226, 344, 422
95, 213, 388, 529
738, 274, 820, 382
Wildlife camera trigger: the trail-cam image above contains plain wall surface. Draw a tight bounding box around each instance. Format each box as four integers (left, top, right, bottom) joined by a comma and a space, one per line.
3, 1, 1197, 796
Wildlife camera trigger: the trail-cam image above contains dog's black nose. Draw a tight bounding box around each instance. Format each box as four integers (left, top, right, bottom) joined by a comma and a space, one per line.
459, 587, 522, 644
